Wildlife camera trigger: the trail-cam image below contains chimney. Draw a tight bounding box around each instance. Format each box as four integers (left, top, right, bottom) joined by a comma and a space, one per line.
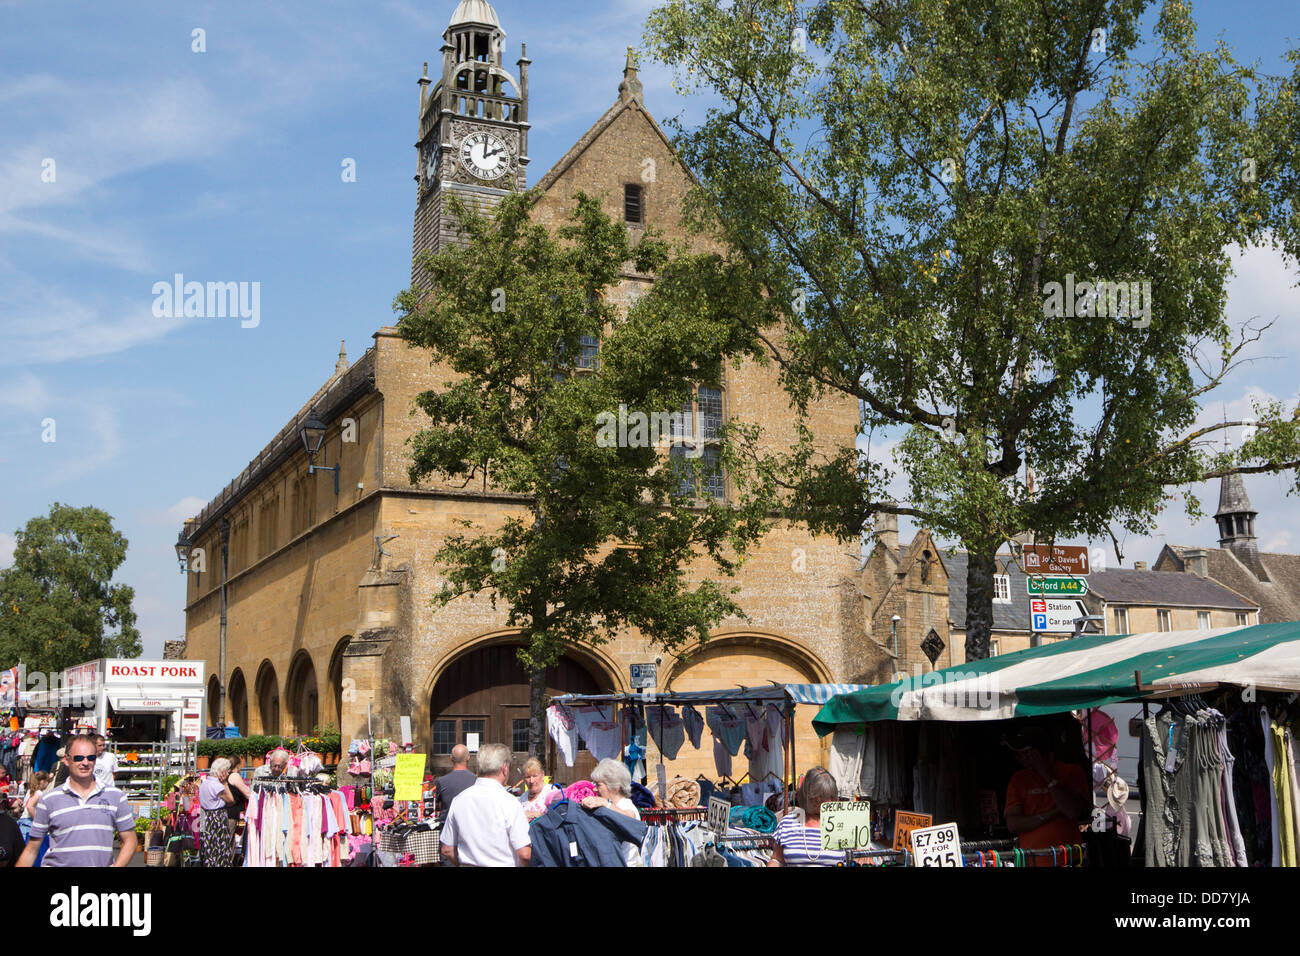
1183, 549, 1208, 577
1134, 561, 1148, 571
874, 509, 899, 555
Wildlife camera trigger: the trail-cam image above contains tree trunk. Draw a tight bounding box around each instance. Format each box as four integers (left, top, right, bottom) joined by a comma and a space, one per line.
528, 665, 546, 762
964, 549, 996, 662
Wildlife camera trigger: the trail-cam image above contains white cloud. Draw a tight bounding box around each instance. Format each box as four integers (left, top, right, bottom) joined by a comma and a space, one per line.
0, 532, 14, 569
0, 301, 179, 367
140, 496, 208, 528
1225, 241, 1300, 351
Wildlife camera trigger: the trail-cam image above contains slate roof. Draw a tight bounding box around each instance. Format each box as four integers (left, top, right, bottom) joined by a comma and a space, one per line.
1163, 545, 1300, 624
945, 551, 1034, 633
1085, 567, 1255, 610
1215, 472, 1255, 517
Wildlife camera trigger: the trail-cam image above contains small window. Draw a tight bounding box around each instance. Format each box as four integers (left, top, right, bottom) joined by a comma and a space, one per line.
432, 720, 455, 755
577, 334, 599, 371
460, 718, 487, 748
1236, 612, 1249, 626
1198, 611, 1211, 631
1157, 609, 1171, 632
624, 184, 644, 223
1113, 607, 1129, 635
512, 718, 530, 754
702, 446, 725, 500
989, 640, 1000, 657
993, 575, 1011, 603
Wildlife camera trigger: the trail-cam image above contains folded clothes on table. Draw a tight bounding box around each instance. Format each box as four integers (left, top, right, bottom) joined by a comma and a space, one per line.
729, 804, 777, 833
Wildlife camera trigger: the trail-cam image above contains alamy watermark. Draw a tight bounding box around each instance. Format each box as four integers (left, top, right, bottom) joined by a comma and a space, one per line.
889, 667, 1003, 711
1042, 273, 1152, 328
152, 274, 260, 328
595, 403, 705, 458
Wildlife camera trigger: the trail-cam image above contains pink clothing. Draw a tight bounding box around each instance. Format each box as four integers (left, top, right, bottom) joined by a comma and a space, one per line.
564, 780, 596, 802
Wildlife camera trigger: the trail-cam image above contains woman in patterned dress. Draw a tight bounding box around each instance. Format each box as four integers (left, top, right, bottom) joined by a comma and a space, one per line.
199, 758, 237, 867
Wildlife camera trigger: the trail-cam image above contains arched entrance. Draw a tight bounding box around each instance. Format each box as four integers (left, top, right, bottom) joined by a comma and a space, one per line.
207, 676, 221, 727
255, 661, 280, 736
286, 651, 319, 736
664, 634, 826, 780
429, 641, 614, 780
228, 669, 248, 736
327, 637, 350, 731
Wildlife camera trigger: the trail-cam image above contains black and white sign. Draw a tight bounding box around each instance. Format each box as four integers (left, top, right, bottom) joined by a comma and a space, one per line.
707, 795, 731, 835
910, 822, 963, 867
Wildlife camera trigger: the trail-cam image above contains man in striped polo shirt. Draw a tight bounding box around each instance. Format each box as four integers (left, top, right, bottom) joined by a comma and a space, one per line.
16, 734, 137, 867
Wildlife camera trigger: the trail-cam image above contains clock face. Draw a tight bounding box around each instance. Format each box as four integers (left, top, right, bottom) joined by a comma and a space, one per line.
422, 144, 440, 186
459, 131, 510, 180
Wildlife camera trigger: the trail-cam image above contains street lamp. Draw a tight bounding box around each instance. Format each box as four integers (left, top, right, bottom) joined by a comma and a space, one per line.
175, 527, 197, 574
298, 410, 339, 495
890, 614, 901, 657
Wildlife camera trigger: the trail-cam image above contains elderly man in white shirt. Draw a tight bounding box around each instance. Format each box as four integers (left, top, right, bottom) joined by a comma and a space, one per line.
440, 743, 531, 867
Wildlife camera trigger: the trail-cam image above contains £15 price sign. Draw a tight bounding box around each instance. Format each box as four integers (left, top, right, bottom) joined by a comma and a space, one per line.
910, 822, 963, 867
820, 800, 872, 852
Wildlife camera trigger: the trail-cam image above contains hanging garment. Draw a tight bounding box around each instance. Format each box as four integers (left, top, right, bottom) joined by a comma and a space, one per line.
682, 705, 704, 749
1287, 728, 1300, 868
529, 799, 647, 867
547, 705, 578, 768
1262, 707, 1283, 866
705, 706, 746, 755
829, 728, 865, 798
1141, 711, 1180, 868
713, 736, 732, 778
1218, 720, 1250, 867
1271, 721, 1296, 866
646, 706, 686, 760
583, 721, 622, 762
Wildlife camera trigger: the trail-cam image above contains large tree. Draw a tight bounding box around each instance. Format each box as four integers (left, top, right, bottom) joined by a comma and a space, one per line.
0, 503, 141, 675
646, 0, 1300, 659
394, 190, 771, 757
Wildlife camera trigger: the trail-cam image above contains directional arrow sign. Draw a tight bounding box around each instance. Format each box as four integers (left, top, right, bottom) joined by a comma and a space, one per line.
1023, 545, 1089, 575
1026, 576, 1089, 596
1030, 598, 1087, 633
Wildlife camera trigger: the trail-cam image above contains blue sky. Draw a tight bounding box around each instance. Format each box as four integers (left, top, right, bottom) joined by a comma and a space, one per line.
0, 0, 1297, 656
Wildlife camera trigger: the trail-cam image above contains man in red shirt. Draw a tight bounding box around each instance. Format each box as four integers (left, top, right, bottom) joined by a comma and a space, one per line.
1003, 727, 1089, 857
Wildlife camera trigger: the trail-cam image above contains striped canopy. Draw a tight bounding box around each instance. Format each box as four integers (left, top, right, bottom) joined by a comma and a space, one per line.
813, 621, 1300, 733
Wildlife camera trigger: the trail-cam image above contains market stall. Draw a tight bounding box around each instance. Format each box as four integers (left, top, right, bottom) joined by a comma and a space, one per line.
812, 620, 1300, 866
547, 683, 870, 865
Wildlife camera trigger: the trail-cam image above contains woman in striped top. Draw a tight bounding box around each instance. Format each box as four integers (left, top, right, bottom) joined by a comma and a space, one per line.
768, 767, 844, 867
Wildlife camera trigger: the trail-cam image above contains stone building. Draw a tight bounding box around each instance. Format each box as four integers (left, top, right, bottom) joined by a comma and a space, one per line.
178, 0, 889, 782
1154, 473, 1300, 624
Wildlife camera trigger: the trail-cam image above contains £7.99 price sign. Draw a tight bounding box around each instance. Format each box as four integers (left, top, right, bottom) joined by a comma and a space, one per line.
909, 822, 963, 867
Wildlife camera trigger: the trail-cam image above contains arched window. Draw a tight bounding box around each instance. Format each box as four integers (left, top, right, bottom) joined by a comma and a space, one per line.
327, 637, 351, 731
286, 652, 319, 736
228, 669, 248, 736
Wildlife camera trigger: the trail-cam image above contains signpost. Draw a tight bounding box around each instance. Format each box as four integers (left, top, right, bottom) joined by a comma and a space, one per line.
1023, 545, 1090, 575
1030, 598, 1088, 633
820, 801, 873, 852
629, 663, 657, 689
1026, 576, 1089, 596
910, 822, 964, 867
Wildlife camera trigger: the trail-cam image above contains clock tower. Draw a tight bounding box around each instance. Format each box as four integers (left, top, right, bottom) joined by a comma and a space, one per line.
411, 0, 530, 289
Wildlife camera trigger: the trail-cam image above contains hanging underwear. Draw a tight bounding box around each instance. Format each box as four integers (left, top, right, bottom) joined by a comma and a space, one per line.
646, 706, 686, 760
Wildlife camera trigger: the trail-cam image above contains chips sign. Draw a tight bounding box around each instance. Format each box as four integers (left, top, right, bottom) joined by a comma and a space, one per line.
893, 810, 932, 851
910, 822, 963, 867
820, 801, 872, 851
1026, 575, 1089, 596
1023, 545, 1089, 575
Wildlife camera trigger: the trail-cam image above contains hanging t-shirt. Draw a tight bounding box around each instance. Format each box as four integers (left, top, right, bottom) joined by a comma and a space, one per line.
773, 813, 841, 867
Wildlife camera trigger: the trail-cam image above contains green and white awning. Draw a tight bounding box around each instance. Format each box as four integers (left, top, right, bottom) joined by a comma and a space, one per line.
813, 621, 1300, 733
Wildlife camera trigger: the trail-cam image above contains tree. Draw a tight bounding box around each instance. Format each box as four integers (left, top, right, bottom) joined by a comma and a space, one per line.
645, 0, 1300, 660
393, 190, 772, 758
0, 503, 141, 675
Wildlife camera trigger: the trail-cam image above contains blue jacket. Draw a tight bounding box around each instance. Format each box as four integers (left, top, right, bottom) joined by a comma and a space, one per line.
529, 799, 647, 867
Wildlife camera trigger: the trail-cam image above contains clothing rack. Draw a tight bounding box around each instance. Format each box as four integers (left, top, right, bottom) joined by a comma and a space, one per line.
642, 806, 706, 823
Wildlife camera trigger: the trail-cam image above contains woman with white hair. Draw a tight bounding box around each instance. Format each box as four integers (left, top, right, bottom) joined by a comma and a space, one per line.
582, 758, 644, 866
199, 757, 237, 867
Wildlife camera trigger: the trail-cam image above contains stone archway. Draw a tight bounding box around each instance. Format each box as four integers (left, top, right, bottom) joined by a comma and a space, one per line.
662, 632, 829, 781
254, 660, 280, 737
228, 669, 248, 736
427, 638, 617, 781
206, 676, 221, 728
285, 651, 319, 736
326, 637, 350, 731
